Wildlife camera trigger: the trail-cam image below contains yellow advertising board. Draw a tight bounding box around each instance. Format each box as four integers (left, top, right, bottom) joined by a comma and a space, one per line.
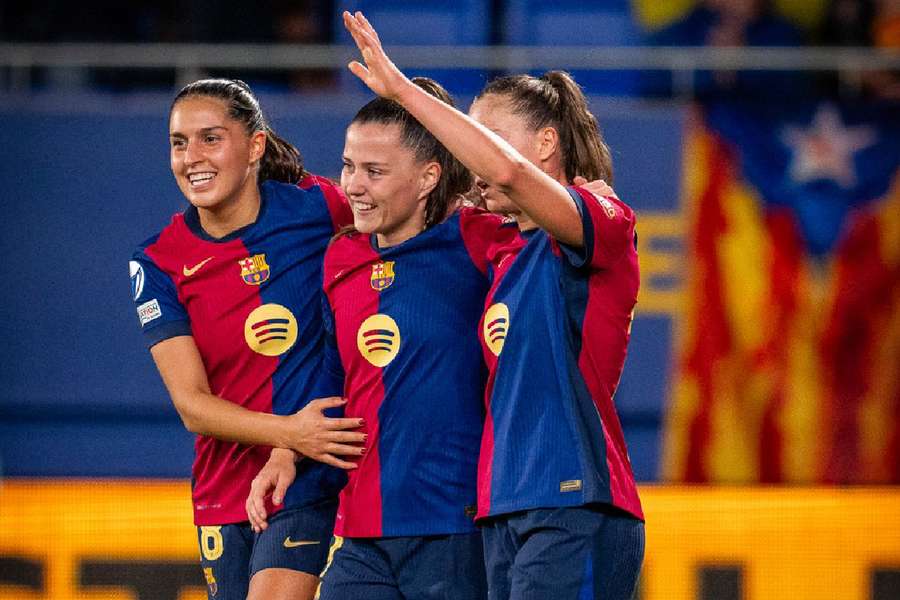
1, 481, 898, 599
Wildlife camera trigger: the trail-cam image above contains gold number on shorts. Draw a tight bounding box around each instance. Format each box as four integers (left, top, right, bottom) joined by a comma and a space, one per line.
199, 526, 224, 561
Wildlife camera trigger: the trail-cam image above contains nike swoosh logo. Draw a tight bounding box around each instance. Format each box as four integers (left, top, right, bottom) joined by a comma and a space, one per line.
283, 537, 321, 548
183, 256, 215, 277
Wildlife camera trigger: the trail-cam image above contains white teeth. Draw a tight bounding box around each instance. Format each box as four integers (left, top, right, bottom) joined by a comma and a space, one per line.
188, 173, 215, 186
354, 202, 376, 210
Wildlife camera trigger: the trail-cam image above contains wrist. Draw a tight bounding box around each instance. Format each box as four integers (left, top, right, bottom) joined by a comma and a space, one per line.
393, 77, 420, 106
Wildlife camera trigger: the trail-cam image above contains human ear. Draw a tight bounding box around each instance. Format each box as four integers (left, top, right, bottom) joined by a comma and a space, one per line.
537, 126, 560, 162
249, 130, 267, 164
417, 161, 441, 200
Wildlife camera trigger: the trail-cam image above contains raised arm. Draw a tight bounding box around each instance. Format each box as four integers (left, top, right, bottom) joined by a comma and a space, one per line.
151, 335, 364, 468
342, 11, 584, 246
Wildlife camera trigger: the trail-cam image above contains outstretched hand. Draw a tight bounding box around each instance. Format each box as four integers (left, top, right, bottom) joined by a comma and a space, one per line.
343, 10, 410, 101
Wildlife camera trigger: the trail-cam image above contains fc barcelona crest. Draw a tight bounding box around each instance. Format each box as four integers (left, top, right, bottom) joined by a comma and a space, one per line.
370, 261, 395, 291
203, 567, 218, 596
239, 254, 270, 285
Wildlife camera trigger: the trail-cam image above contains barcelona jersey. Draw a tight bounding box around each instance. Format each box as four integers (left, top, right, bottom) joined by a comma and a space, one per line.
477, 187, 644, 521
129, 176, 352, 526
322, 208, 510, 537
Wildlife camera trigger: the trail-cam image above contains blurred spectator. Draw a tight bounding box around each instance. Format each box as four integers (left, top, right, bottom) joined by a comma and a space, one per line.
817, 0, 900, 101
643, 0, 807, 99
273, 0, 337, 92
868, 0, 900, 99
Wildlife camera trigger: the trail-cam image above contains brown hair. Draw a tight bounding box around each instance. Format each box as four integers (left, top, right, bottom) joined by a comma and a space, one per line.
477, 71, 613, 183
171, 78, 305, 184
349, 77, 473, 229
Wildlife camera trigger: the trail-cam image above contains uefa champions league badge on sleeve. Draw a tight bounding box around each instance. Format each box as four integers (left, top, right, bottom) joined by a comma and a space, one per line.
137, 299, 162, 326
129, 261, 145, 300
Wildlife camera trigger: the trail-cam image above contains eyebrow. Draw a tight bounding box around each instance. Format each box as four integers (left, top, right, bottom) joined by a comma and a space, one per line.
343, 157, 390, 168
170, 126, 227, 138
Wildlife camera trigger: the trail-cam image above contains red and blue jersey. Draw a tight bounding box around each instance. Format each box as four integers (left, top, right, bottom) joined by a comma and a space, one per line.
477, 187, 644, 521
322, 208, 509, 538
130, 176, 352, 526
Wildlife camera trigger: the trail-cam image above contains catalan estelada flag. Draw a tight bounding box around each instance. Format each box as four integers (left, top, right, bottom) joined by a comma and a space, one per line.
663, 99, 900, 484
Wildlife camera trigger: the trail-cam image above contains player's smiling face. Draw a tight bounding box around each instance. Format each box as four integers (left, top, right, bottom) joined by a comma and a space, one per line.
469, 94, 544, 216
341, 121, 439, 247
169, 96, 265, 214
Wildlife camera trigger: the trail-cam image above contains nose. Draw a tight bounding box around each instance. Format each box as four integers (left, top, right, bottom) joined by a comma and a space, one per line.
475, 176, 488, 191
342, 169, 365, 196
183, 140, 203, 166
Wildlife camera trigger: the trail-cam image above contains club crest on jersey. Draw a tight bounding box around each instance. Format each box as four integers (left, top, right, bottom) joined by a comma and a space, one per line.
203, 567, 218, 596
370, 261, 395, 291
239, 254, 270, 285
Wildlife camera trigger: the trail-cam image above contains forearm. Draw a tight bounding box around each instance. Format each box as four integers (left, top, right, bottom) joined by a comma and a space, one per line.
394, 79, 582, 244
395, 80, 526, 194
171, 389, 291, 447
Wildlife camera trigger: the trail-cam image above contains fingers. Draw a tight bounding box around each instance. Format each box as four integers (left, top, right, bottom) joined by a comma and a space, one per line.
272, 473, 289, 507
246, 478, 271, 533
310, 396, 347, 410
325, 442, 366, 457
348, 60, 370, 82
319, 454, 360, 470
343, 11, 367, 51
356, 12, 381, 44
572, 176, 588, 186
329, 430, 367, 443
324, 416, 365, 430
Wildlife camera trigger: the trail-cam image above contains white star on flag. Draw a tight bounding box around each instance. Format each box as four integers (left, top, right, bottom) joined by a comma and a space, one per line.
781, 104, 876, 189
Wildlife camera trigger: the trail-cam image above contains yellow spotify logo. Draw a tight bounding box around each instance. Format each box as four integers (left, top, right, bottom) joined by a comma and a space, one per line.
356, 314, 401, 367
244, 303, 298, 356
483, 303, 510, 356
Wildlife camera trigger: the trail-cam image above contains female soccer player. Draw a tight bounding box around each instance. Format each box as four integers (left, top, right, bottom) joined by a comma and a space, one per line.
344, 11, 645, 599
129, 79, 366, 600
247, 77, 515, 600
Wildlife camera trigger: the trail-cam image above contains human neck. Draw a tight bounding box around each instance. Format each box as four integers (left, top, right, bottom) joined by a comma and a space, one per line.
375, 213, 427, 248
198, 184, 261, 239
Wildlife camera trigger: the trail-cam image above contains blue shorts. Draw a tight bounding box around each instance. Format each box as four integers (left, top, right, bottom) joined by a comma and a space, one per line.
196, 498, 338, 600
481, 504, 644, 600
318, 533, 487, 600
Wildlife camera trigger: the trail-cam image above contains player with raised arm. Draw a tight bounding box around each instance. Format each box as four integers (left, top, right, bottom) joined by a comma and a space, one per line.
248, 77, 517, 600
344, 12, 645, 599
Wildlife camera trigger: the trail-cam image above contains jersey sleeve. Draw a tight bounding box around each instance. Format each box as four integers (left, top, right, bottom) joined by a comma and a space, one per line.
129, 251, 191, 348
310, 292, 346, 407
457, 207, 507, 275
557, 186, 637, 271
300, 173, 354, 232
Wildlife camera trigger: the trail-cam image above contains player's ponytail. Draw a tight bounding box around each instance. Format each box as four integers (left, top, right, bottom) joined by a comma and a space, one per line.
542, 71, 613, 184
171, 79, 305, 184
259, 124, 304, 184
478, 72, 612, 184
350, 77, 473, 230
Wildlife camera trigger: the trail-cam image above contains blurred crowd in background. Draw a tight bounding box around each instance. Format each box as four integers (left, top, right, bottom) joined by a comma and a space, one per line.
1, 0, 898, 100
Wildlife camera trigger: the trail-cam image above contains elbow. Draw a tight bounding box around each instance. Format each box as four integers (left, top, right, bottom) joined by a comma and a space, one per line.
179, 412, 204, 435
171, 398, 204, 435
487, 156, 530, 194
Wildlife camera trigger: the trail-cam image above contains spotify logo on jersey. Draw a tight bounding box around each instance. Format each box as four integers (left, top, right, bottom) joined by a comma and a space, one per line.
244, 304, 298, 356
357, 314, 401, 367
483, 303, 509, 356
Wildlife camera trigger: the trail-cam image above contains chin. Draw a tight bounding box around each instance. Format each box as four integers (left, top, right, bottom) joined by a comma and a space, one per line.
353, 217, 378, 234
484, 198, 513, 216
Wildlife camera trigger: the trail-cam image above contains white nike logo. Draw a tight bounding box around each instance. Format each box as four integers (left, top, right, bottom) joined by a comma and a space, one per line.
183, 256, 215, 277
